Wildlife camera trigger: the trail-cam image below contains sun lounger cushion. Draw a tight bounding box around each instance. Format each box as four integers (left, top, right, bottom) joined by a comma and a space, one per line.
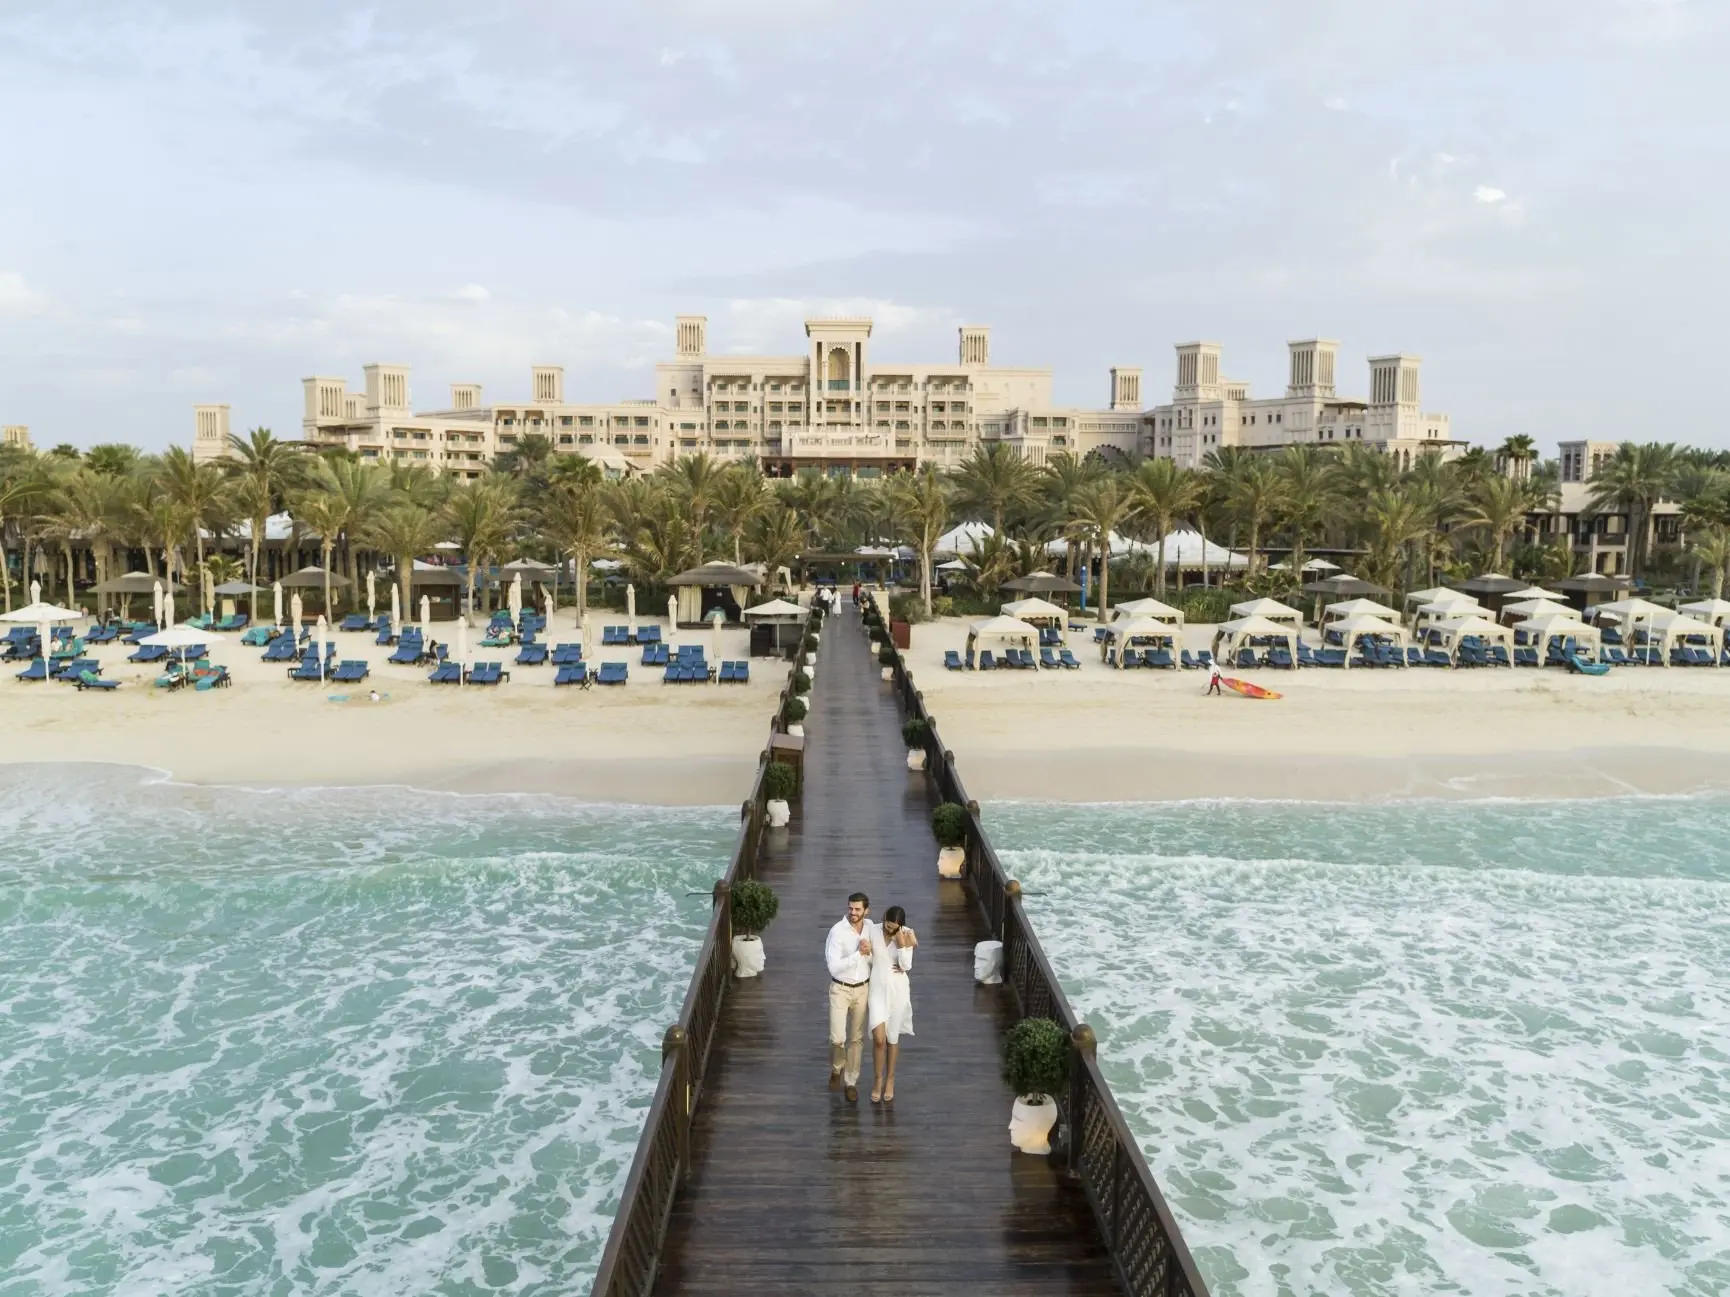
427, 662, 461, 683
553, 662, 588, 685
945, 650, 963, 670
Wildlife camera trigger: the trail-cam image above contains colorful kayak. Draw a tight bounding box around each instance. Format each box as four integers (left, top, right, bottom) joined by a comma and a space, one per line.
1221, 676, 1282, 700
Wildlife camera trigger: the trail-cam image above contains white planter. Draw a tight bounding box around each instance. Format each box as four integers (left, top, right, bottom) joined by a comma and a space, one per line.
906, 748, 927, 771
973, 940, 1004, 984
1010, 1095, 1059, 1155
766, 798, 791, 828
787, 723, 805, 738
810, 632, 820, 644
804, 653, 816, 667
937, 845, 965, 878
881, 666, 893, 681
731, 934, 766, 978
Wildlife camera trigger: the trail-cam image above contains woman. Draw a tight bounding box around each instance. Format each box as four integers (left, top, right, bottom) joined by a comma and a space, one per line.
868, 906, 917, 1103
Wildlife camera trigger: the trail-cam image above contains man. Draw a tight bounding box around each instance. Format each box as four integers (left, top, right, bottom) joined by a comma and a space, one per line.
824, 891, 874, 1102
1206, 657, 1222, 696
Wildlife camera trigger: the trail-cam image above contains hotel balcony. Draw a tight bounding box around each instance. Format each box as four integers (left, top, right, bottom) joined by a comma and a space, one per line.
777, 428, 902, 458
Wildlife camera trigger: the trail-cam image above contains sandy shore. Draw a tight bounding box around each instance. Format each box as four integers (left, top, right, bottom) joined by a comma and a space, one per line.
904, 616, 1730, 802
0, 618, 784, 805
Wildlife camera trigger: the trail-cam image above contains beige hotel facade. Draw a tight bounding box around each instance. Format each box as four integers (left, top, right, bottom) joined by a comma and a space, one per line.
192, 316, 1460, 475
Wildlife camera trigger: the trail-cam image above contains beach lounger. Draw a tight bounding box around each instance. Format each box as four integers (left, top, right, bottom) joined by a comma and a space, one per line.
1602, 645, 1631, 666
553, 662, 589, 686
596, 662, 628, 685
14, 659, 48, 682
426, 662, 461, 684
638, 625, 661, 644
52, 657, 97, 681
340, 614, 371, 632
602, 626, 625, 646
640, 643, 668, 666
261, 636, 299, 661
716, 662, 735, 682
187, 614, 214, 631
964, 648, 975, 669
1118, 648, 1138, 669
1234, 648, 1260, 669
944, 649, 963, 670
1423, 648, 1452, 667
75, 668, 120, 691
978, 650, 997, 671
1058, 648, 1081, 669
386, 641, 425, 665
1315, 647, 1347, 667
215, 614, 249, 632
480, 631, 515, 648
374, 620, 396, 645
240, 625, 275, 646
1264, 646, 1292, 670
85, 623, 119, 644
1180, 649, 1199, 669
734, 661, 751, 683
1040, 647, 1061, 669
663, 663, 684, 684
1489, 645, 1512, 668
331, 659, 370, 683
1601, 627, 1624, 646
516, 642, 548, 665
1514, 646, 1540, 667
155, 668, 189, 691
550, 643, 584, 665
287, 658, 324, 681
129, 644, 169, 663
464, 662, 508, 685
1093, 627, 1109, 643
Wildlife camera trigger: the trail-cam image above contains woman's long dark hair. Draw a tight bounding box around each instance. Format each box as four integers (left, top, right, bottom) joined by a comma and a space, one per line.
883, 905, 906, 926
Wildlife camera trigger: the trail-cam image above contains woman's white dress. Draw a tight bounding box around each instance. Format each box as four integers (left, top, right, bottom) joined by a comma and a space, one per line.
867, 928, 914, 1043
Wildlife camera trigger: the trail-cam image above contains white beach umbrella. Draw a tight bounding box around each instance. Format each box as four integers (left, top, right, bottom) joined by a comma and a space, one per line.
273, 580, 284, 628
0, 601, 81, 623
509, 573, 523, 622
290, 593, 303, 641
202, 566, 214, 617
390, 581, 400, 628
316, 615, 328, 681
141, 624, 227, 668
454, 616, 468, 686
367, 571, 377, 622
710, 610, 722, 665
543, 589, 554, 628
153, 579, 164, 628
164, 590, 176, 630
626, 584, 636, 640
420, 594, 430, 629
667, 594, 678, 645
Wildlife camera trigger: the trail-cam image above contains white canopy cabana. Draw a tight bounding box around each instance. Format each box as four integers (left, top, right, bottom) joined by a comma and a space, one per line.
1426, 615, 1514, 665
1513, 615, 1602, 660
935, 521, 995, 556
1228, 597, 1303, 627
1501, 598, 1573, 625
1649, 612, 1724, 665
965, 615, 1038, 667
1586, 596, 1667, 628
1271, 557, 1340, 573
743, 598, 805, 619
1505, 585, 1566, 603
1321, 597, 1400, 623
1212, 614, 1300, 665
1102, 615, 1180, 668
1679, 598, 1730, 628
1403, 587, 1474, 623
1150, 528, 1249, 570
1113, 596, 1185, 628
1001, 597, 1068, 625
1415, 594, 1484, 632
1325, 615, 1410, 668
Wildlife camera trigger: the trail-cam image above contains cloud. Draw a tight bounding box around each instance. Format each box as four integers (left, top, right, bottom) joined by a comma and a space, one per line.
0, 271, 48, 314
1323, 95, 1348, 111
1474, 185, 1508, 204
451, 283, 490, 302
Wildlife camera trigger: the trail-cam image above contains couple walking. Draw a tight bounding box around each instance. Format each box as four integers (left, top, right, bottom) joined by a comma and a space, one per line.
825, 891, 916, 1104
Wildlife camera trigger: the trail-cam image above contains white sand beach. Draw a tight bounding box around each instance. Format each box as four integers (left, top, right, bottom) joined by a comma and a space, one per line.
905, 616, 1730, 802
1, 619, 785, 804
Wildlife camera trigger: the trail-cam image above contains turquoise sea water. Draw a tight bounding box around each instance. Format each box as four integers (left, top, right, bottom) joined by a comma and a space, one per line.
0, 767, 730, 1296
992, 797, 1730, 1297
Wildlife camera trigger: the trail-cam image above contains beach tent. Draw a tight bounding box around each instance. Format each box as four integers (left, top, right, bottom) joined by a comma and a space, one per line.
1414, 594, 1483, 632
1679, 598, 1730, 628
1321, 597, 1400, 623
964, 615, 1038, 667
1403, 586, 1473, 622
1585, 597, 1667, 642
936, 558, 970, 573
668, 561, 763, 624
1500, 598, 1573, 625
1113, 596, 1185, 628
1648, 612, 1724, 665
1513, 614, 1602, 661
1427, 615, 1513, 665
1228, 597, 1303, 627
1001, 597, 1068, 625
1326, 615, 1410, 667
1303, 574, 1390, 597
1103, 616, 1180, 667
1504, 585, 1565, 603
1212, 614, 1299, 664
1001, 572, 1081, 595
1147, 528, 1249, 571
1270, 557, 1340, 573
935, 521, 995, 557
1455, 573, 1527, 596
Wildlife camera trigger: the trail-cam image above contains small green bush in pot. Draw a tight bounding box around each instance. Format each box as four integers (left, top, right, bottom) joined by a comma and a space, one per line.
930, 802, 968, 848
791, 669, 811, 695
729, 878, 780, 978
784, 696, 807, 725
901, 719, 929, 749
1004, 1016, 1072, 1154
763, 760, 798, 802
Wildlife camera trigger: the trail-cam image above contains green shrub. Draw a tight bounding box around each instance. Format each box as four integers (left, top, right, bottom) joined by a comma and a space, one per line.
889, 593, 928, 624
931, 801, 968, 848
901, 718, 929, 749
731, 879, 780, 937
762, 761, 797, 801
791, 669, 811, 695
930, 596, 956, 618
1003, 1017, 1071, 1099
801, 634, 817, 654
878, 643, 898, 666
784, 696, 807, 724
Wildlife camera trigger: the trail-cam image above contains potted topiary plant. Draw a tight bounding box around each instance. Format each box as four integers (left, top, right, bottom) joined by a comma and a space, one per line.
1003, 1017, 1071, 1154
902, 718, 929, 771
878, 642, 898, 681
763, 760, 797, 827
931, 801, 967, 878
784, 695, 807, 738
791, 668, 811, 696
729, 878, 779, 978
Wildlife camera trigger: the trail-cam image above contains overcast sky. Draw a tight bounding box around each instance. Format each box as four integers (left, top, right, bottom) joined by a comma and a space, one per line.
1, 0, 1723, 455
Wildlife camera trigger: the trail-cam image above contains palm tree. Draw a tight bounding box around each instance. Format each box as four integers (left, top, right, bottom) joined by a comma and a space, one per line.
710, 465, 768, 565
290, 493, 346, 616
321, 458, 389, 606
363, 504, 447, 626
1360, 487, 1427, 589
539, 481, 614, 626
1496, 434, 1538, 481
443, 480, 519, 615
886, 465, 952, 617
952, 442, 1042, 535
1222, 457, 1287, 578
1586, 442, 1679, 577
1464, 475, 1532, 573
226, 427, 305, 594
1039, 451, 1106, 583
1128, 458, 1203, 596
1273, 446, 1335, 582
662, 452, 725, 563
744, 500, 805, 589
1690, 527, 1730, 599
85, 444, 141, 478
156, 446, 233, 578
1068, 477, 1135, 618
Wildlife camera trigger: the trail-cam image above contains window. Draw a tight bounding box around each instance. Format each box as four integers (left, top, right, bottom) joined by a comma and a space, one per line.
1031, 417, 1047, 428
788, 403, 804, 414
579, 415, 594, 427
895, 402, 909, 413
769, 382, 783, 392
635, 417, 651, 427
502, 417, 515, 427
732, 402, 748, 413
896, 420, 910, 431
769, 402, 784, 413
931, 402, 946, 413
716, 420, 730, 431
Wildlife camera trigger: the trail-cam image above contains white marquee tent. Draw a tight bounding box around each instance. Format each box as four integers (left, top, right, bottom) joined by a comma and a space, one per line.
1679, 597, 1730, 628
1513, 614, 1602, 660
1648, 611, 1724, 665
1325, 614, 1409, 667
1501, 598, 1573, 625
1426, 615, 1513, 665
1102, 616, 1180, 668
1322, 597, 1400, 623
965, 615, 1038, 667
1228, 597, 1304, 627
1001, 597, 1068, 625
1212, 614, 1300, 665
1113, 596, 1185, 628
936, 522, 995, 556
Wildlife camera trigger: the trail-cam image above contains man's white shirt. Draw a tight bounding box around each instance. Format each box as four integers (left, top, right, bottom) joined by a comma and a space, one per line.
825, 917, 874, 983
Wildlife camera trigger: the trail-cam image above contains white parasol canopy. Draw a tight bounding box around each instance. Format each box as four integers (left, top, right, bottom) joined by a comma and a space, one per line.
367, 570, 377, 621
141, 625, 225, 648
273, 580, 284, 627
1001, 597, 1068, 623
454, 616, 468, 685
745, 598, 805, 618
0, 601, 81, 624
626, 583, 636, 639
1322, 597, 1400, 622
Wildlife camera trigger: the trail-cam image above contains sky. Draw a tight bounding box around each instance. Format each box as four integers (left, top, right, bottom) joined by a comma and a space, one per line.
0, 0, 1724, 456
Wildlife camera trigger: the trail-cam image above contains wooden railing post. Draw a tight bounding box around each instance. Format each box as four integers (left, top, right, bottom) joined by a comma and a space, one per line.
663, 1025, 690, 1181
1068, 1023, 1096, 1179
713, 879, 732, 947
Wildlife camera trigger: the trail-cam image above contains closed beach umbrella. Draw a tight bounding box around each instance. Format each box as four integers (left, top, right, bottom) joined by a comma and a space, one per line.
710, 610, 722, 665
419, 594, 430, 628
543, 589, 554, 628
29, 580, 40, 605
164, 590, 176, 630
273, 580, 283, 628
291, 592, 303, 634
390, 582, 400, 628
153, 579, 164, 627
626, 584, 636, 640
37, 618, 49, 661
508, 573, 523, 624
667, 595, 678, 649
202, 566, 214, 617
367, 571, 377, 622
316, 615, 328, 681
454, 616, 467, 686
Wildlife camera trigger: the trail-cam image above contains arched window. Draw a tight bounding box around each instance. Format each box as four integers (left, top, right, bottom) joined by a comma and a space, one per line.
827, 347, 851, 384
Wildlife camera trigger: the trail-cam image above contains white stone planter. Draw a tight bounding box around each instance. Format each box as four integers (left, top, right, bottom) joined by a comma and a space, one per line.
880, 666, 893, 681
906, 748, 927, 771
973, 940, 1004, 984
804, 653, 816, 667
810, 632, 820, 644
787, 723, 805, 738
731, 934, 766, 978
937, 845, 965, 878
766, 798, 791, 828
1009, 1095, 1059, 1155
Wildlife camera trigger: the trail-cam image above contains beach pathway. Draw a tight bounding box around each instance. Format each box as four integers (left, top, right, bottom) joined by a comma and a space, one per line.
650, 604, 1117, 1295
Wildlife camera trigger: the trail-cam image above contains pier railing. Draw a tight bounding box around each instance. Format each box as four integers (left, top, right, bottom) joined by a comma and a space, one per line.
875, 602, 1213, 1297
589, 612, 817, 1297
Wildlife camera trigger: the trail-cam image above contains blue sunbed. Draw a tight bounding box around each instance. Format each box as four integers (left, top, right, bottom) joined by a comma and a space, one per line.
428, 662, 462, 684
1040, 647, 1060, 669
944, 650, 963, 670
553, 662, 589, 686
978, 650, 997, 670
597, 662, 628, 685
1058, 648, 1080, 669
387, 642, 425, 665
464, 662, 508, 685
516, 643, 548, 665
331, 659, 370, 683
287, 658, 324, 681
75, 669, 120, 691
14, 659, 48, 681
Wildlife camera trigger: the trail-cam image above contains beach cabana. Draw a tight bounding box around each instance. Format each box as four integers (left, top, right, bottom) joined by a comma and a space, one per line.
1513, 614, 1602, 661
1302, 574, 1389, 600
1500, 598, 1573, 625
1455, 573, 1527, 596
1325, 615, 1410, 667
1427, 615, 1513, 665
1001, 597, 1068, 626
1414, 593, 1483, 633
1103, 616, 1180, 668
935, 522, 994, 557
1504, 585, 1565, 604
965, 615, 1038, 668
1227, 597, 1303, 628
1680, 598, 1730, 628
1113, 596, 1185, 628
1649, 612, 1724, 665
1001, 572, 1081, 595
1584, 596, 1667, 642
1271, 557, 1340, 573
744, 597, 806, 656
1212, 614, 1299, 665
1321, 597, 1400, 623
668, 562, 763, 625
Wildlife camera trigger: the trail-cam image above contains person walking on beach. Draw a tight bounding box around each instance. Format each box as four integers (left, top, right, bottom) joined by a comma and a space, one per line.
867, 906, 917, 1103
1206, 658, 1222, 696
825, 892, 873, 1103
